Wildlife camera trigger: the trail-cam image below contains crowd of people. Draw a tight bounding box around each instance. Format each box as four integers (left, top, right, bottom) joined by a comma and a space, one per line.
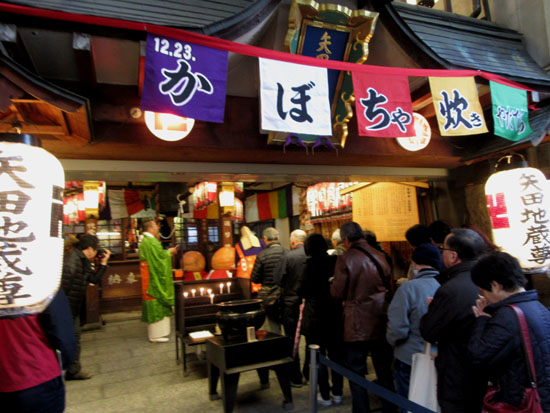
3, 217, 550, 412
249, 221, 550, 413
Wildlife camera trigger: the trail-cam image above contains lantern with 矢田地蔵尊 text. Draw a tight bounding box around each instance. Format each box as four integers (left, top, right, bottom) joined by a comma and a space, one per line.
485, 157, 550, 272
0, 134, 65, 316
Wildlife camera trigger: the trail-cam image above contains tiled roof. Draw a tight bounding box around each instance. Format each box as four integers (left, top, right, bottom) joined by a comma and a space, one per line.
391, 2, 550, 87
2, 0, 266, 32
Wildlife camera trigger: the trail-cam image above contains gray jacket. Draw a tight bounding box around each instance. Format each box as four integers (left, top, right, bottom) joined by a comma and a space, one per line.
386, 268, 440, 365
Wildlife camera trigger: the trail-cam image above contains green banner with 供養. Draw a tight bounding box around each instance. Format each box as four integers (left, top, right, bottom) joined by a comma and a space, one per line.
490, 80, 532, 141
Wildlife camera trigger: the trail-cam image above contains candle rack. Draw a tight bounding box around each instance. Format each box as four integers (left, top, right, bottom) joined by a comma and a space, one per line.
174, 278, 244, 375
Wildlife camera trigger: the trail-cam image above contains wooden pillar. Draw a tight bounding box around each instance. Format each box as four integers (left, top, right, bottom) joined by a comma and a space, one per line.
221, 214, 233, 247
197, 218, 209, 268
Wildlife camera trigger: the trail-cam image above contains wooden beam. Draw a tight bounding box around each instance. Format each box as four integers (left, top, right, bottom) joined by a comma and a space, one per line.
0, 123, 64, 134
53, 132, 89, 146
340, 182, 372, 195
341, 181, 429, 195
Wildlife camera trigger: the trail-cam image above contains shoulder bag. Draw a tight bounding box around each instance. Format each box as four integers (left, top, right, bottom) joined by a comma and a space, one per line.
351, 245, 393, 301
482, 304, 543, 413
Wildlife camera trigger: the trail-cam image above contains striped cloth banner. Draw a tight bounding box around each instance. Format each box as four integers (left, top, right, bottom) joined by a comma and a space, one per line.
245, 186, 294, 223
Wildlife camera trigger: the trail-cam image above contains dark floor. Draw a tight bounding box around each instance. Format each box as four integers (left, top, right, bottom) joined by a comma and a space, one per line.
65, 312, 381, 412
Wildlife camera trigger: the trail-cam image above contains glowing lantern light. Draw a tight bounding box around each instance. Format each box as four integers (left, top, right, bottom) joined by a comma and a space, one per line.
83, 180, 101, 218
396, 113, 431, 152
0, 134, 65, 316
219, 182, 235, 207
144, 111, 195, 142
485, 155, 550, 271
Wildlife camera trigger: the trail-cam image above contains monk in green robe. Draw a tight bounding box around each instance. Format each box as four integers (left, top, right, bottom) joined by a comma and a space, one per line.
139, 219, 177, 343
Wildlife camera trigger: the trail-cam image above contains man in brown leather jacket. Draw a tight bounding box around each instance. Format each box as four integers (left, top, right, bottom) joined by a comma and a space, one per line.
330, 222, 396, 413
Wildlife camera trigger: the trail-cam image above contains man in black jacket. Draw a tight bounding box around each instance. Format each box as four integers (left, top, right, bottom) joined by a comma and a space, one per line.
274, 229, 307, 386
420, 228, 487, 413
61, 234, 110, 380
251, 227, 286, 334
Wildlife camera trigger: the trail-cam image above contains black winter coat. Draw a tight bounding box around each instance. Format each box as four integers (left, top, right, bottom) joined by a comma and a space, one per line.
61, 249, 107, 316
250, 242, 285, 287
420, 260, 487, 411
274, 246, 307, 326
39, 289, 77, 369
469, 290, 550, 412
298, 254, 341, 344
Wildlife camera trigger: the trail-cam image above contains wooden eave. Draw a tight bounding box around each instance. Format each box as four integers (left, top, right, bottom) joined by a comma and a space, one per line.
0, 52, 92, 144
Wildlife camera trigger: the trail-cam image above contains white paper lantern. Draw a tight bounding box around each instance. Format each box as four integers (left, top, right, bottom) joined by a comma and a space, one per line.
144, 111, 194, 142
485, 166, 550, 271
0, 139, 65, 316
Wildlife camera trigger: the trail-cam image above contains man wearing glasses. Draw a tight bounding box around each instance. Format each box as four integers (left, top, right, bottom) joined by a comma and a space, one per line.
420, 228, 488, 413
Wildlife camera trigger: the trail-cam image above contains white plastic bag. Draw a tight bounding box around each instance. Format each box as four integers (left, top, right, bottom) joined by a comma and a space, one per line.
408, 343, 440, 412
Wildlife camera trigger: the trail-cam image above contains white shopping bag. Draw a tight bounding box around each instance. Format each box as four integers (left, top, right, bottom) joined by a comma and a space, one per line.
408, 343, 440, 413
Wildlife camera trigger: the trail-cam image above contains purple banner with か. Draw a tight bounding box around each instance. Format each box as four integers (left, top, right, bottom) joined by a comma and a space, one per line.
141, 33, 228, 123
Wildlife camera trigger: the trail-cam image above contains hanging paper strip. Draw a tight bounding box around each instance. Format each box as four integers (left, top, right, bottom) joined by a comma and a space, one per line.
76, 193, 85, 222
141, 33, 228, 123
245, 194, 259, 223
232, 198, 243, 221
259, 58, 332, 136
352, 73, 414, 137
429, 77, 488, 136
490, 80, 533, 141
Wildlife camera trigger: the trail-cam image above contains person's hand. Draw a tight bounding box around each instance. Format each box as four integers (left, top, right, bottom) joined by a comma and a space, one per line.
168, 247, 178, 256
426, 297, 433, 306
100, 249, 111, 266
472, 296, 491, 318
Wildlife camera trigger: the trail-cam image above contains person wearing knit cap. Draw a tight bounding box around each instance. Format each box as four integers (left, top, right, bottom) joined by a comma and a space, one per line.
386, 243, 441, 410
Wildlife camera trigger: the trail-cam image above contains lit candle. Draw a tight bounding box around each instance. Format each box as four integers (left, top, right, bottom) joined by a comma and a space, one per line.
183, 292, 188, 298
226, 281, 231, 293
200, 287, 204, 296
219, 283, 224, 294
210, 293, 214, 304
191, 289, 196, 297
207, 288, 212, 295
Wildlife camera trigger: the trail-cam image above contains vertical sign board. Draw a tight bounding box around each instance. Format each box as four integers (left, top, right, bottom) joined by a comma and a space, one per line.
0, 142, 64, 316
485, 168, 550, 271
352, 183, 419, 242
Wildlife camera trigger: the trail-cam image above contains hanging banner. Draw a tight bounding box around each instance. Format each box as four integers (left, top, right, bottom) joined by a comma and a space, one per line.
490, 81, 533, 141
259, 58, 332, 136
107, 189, 156, 220
307, 182, 355, 218
141, 33, 228, 123
485, 167, 550, 271
429, 77, 488, 136
352, 73, 414, 137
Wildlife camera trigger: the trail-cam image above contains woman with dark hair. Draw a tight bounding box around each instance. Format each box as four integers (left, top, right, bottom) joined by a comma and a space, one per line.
299, 233, 344, 407
469, 251, 550, 411
405, 224, 431, 248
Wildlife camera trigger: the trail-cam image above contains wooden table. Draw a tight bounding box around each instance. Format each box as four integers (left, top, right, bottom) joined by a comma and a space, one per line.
206, 333, 293, 412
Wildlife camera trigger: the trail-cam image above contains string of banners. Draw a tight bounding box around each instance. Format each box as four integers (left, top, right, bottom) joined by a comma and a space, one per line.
141, 33, 533, 142
0, 3, 531, 142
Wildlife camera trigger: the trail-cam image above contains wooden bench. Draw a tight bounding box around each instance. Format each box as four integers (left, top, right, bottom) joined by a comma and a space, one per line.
174, 279, 244, 375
